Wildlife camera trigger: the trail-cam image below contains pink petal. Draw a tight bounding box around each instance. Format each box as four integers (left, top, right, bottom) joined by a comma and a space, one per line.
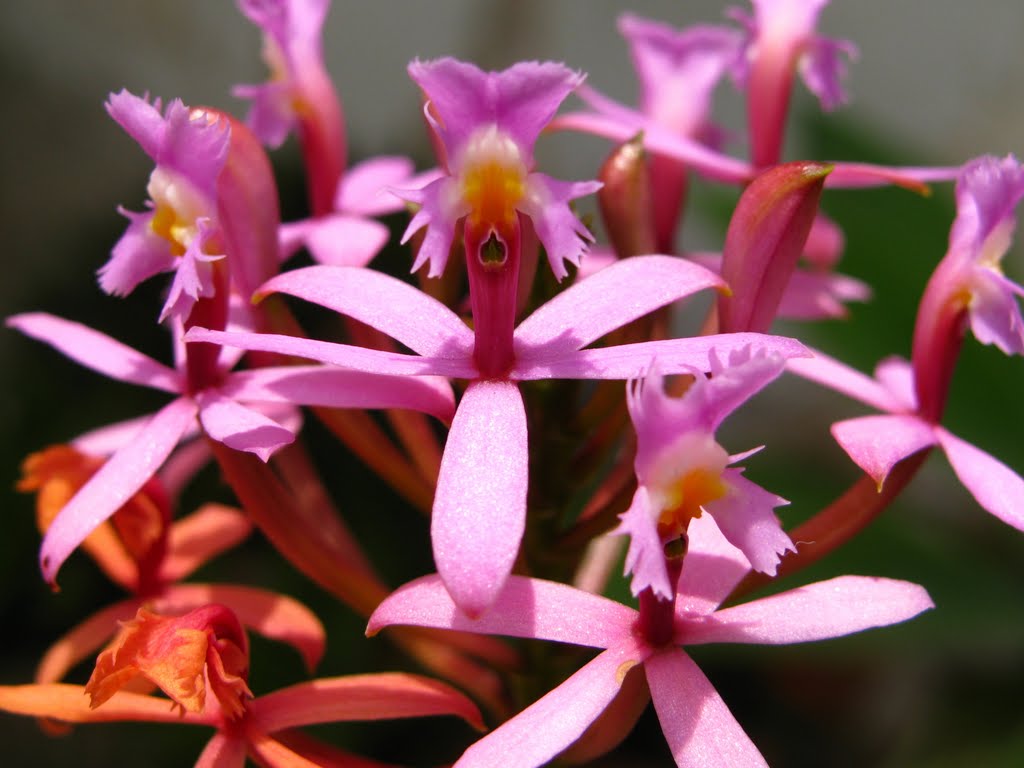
161, 503, 252, 582
873, 356, 918, 411
395, 175, 466, 277
196, 390, 295, 462
257, 265, 473, 357
195, 733, 247, 768
967, 268, 1024, 355
336, 155, 416, 215
221, 366, 456, 422
787, 349, 906, 413
155, 584, 325, 671
676, 514, 751, 616
99, 208, 177, 297
832, 414, 938, 486
368, 574, 637, 649
7, 313, 179, 393
408, 58, 494, 155
614, 487, 674, 599
249, 672, 483, 732
519, 174, 601, 280
105, 89, 166, 159
551, 110, 753, 184
514, 255, 725, 357
493, 60, 586, 153
184, 327, 474, 378
683, 575, 934, 646
706, 468, 793, 576
646, 648, 767, 767
937, 427, 1024, 531
513, 333, 807, 381
280, 215, 390, 267
824, 162, 960, 190
432, 380, 528, 617
39, 397, 197, 585
454, 640, 649, 768
71, 414, 152, 456
800, 35, 858, 111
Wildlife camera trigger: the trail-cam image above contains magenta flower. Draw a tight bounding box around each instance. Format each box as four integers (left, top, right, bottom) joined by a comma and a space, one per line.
616, 348, 794, 599
395, 57, 601, 280
6, 312, 456, 585
186, 256, 808, 616
99, 91, 230, 323
369, 514, 934, 767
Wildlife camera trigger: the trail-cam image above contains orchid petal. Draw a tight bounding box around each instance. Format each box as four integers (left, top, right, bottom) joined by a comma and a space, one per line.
937, 427, 1024, 531
195, 732, 247, 768
707, 468, 793, 576
646, 649, 767, 768
968, 268, 1024, 355
40, 397, 197, 585
874, 356, 917, 411
519, 174, 601, 280
196, 390, 295, 462
7, 313, 179, 393
257, 265, 473, 357
221, 365, 455, 421
36, 599, 140, 685
184, 328, 474, 378
161, 503, 252, 582
513, 334, 807, 381
831, 414, 938, 487
368, 574, 637, 649
494, 60, 585, 152
676, 514, 752, 616
433, 380, 528, 617
824, 162, 959, 191
250, 672, 483, 732
614, 487, 673, 599
514, 255, 724, 356
684, 576, 934, 646
454, 641, 648, 768
245, 731, 331, 768
71, 414, 152, 457
280, 215, 390, 267
787, 349, 907, 413
336, 155, 416, 215
155, 584, 325, 671
395, 176, 466, 277
408, 58, 494, 154
0, 683, 214, 726
99, 208, 177, 297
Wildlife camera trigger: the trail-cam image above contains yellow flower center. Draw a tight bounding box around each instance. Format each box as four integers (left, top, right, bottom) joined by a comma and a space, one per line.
146, 167, 213, 257
657, 467, 728, 538
647, 432, 730, 538
459, 125, 527, 233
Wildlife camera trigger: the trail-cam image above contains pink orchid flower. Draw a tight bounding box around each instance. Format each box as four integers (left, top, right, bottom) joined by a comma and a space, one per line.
6, 312, 455, 586
368, 514, 933, 767
98, 91, 230, 323
186, 255, 808, 617
1, 603, 483, 768
615, 348, 794, 599
789, 349, 1024, 533
395, 57, 601, 280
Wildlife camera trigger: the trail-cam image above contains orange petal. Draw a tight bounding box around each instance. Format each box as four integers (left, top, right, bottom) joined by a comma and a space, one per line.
36, 599, 140, 684
0, 683, 214, 725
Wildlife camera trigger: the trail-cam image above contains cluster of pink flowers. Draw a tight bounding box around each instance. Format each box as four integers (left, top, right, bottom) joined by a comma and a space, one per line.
4, 1, 1022, 766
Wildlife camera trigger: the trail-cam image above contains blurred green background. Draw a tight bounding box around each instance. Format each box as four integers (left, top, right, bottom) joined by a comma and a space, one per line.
2, 2, 1024, 766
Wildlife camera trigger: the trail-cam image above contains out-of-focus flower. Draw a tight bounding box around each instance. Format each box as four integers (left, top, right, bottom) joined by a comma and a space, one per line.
369, 515, 933, 768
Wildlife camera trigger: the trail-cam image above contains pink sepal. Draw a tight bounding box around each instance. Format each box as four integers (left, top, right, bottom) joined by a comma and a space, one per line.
831, 414, 938, 487
937, 427, 1024, 531
196, 390, 295, 462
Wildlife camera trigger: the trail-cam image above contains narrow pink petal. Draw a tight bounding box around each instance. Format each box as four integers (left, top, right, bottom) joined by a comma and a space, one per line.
646, 649, 767, 767
36, 599, 140, 684
161, 503, 252, 582
195, 733, 247, 768
184, 328, 474, 378
256, 265, 473, 357
825, 162, 960, 190
155, 584, 325, 671
196, 390, 295, 462
614, 487, 673, 599
514, 255, 725, 356
454, 640, 649, 768
295, 215, 390, 268
368, 574, 637, 649
432, 380, 528, 617
7, 313, 179, 393
683, 575, 934, 646
832, 414, 937, 486
222, 365, 456, 421
249, 672, 483, 732
336, 155, 416, 215
513, 334, 807, 381
71, 414, 152, 456
787, 349, 906, 413
676, 514, 751, 617
551, 111, 753, 184
937, 427, 1024, 530
39, 397, 197, 585
873, 356, 917, 411
706, 469, 793, 576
